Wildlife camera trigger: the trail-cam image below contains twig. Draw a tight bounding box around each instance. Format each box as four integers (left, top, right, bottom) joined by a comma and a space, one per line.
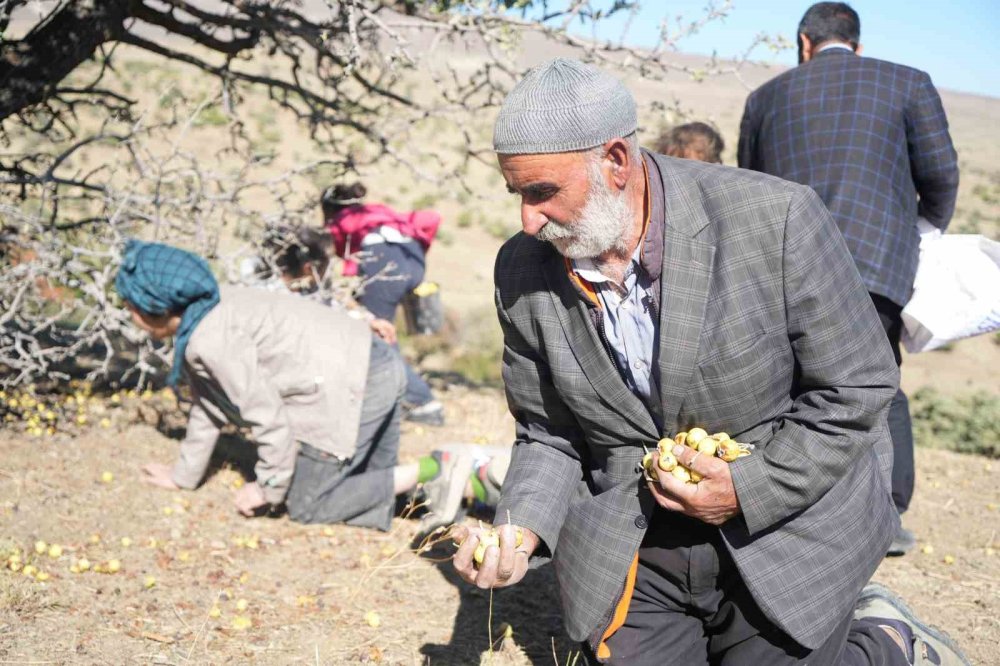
182, 590, 222, 662
487, 586, 495, 663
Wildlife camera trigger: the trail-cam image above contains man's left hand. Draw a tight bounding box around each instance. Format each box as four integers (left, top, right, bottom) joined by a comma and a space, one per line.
647, 445, 741, 526
233, 482, 268, 517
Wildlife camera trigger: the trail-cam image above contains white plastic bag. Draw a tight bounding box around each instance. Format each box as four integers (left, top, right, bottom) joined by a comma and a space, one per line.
901, 222, 1000, 353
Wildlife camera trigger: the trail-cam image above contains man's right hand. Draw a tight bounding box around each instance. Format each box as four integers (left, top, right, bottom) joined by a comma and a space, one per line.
451, 522, 537, 589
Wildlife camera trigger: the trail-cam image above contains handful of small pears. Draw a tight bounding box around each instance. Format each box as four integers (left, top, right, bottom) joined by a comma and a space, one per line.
642, 427, 753, 485
472, 526, 524, 566
452, 521, 526, 568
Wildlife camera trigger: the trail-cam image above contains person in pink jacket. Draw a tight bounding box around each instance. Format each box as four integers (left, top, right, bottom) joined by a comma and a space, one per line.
322, 182, 445, 426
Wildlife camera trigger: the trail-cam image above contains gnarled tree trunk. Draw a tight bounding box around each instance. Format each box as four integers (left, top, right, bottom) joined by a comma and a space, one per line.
0, 0, 130, 120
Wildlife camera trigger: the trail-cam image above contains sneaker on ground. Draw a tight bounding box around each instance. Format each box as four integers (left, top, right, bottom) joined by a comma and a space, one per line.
886, 525, 917, 557
419, 450, 473, 534
854, 583, 971, 665
405, 400, 445, 426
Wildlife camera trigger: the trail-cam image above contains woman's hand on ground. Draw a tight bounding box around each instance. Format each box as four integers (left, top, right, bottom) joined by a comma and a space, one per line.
233, 482, 268, 517
141, 463, 180, 490
451, 523, 537, 590
369, 318, 397, 344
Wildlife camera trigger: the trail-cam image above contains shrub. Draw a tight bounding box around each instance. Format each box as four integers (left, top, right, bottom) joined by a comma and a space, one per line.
911, 387, 1000, 458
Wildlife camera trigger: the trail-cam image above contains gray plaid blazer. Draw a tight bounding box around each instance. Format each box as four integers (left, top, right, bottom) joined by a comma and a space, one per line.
494, 152, 900, 651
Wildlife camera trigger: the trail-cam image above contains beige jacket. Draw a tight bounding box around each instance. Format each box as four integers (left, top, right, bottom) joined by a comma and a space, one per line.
170, 286, 372, 504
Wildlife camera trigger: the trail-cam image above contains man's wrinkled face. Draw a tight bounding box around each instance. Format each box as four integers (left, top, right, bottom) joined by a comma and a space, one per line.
500, 151, 633, 259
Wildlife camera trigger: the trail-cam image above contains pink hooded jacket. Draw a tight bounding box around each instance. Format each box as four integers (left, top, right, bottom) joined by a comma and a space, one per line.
325, 203, 441, 276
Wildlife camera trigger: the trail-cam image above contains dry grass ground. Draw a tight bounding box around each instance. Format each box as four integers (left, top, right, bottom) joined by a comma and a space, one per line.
1, 386, 998, 665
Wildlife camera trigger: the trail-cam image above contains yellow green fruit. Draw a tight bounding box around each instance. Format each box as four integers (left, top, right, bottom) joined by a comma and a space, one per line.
657, 451, 678, 472
696, 438, 718, 456
686, 428, 708, 445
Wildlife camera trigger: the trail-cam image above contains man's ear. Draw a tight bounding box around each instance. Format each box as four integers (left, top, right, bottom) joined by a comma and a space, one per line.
799, 33, 814, 62
603, 138, 633, 190
855, 43, 864, 56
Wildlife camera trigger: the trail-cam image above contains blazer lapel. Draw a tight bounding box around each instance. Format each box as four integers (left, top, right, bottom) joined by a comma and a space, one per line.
653, 156, 717, 431
542, 252, 659, 441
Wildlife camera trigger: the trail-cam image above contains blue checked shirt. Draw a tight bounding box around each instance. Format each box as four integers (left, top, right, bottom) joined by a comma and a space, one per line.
739, 48, 959, 307
573, 250, 661, 425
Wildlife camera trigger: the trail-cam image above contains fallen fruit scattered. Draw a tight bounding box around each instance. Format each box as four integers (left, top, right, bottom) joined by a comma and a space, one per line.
232, 616, 252, 630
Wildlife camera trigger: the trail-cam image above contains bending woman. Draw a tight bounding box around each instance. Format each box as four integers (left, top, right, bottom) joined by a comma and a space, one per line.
321, 182, 444, 426
116, 240, 465, 530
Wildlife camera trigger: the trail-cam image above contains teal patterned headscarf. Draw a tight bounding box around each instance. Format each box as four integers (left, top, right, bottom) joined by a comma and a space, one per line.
115, 240, 220, 386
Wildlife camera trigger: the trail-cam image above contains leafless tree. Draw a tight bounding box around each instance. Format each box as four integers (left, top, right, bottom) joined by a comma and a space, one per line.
0, 0, 787, 388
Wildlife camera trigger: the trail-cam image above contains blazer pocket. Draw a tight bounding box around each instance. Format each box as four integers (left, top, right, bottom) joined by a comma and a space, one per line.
696, 334, 781, 381
692, 335, 790, 430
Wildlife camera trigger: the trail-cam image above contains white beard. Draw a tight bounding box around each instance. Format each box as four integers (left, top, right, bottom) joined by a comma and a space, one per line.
536, 160, 633, 260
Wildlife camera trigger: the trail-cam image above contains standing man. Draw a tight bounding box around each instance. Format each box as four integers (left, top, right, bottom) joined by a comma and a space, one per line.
451, 58, 970, 665
738, 2, 960, 556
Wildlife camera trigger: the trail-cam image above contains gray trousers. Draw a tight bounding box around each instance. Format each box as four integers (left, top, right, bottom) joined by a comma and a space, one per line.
286, 338, 406, 531
584, 513, 909, 666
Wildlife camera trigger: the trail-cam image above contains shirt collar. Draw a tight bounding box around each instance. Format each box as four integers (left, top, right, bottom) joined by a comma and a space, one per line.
573, 246, 642, 285
817, 42, 854, 54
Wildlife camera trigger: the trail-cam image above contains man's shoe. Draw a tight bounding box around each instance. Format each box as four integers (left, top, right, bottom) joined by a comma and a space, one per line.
419, 450, 473, 534
854, 583, 971, 665
405, 400, 445, 427
887, 525, 917, 557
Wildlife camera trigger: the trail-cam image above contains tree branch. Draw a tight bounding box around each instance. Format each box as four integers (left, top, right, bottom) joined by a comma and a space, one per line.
0, 0, 130, 120
131, 1, 260, 55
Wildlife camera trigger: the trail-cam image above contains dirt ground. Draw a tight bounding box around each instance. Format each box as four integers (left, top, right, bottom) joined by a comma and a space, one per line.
1, 383, 997, 666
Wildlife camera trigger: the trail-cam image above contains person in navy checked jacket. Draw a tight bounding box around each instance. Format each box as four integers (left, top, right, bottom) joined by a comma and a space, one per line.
738, 2, 959, 557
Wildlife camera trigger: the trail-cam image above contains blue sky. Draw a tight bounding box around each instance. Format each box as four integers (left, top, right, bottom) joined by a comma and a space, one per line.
570, 0, 999, 98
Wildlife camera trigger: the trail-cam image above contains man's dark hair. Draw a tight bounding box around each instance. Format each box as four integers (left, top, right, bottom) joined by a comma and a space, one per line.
655, 122, 725, 164
798, 2, 860, 53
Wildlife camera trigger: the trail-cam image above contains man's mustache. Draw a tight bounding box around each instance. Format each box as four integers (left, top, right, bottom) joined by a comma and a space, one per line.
536, 219, 574, 242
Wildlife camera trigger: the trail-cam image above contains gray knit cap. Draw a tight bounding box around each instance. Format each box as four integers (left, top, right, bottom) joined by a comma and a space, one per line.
493, 58, 637, 155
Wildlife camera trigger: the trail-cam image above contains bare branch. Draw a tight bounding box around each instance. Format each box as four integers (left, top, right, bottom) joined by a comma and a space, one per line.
0, 0, 130, 119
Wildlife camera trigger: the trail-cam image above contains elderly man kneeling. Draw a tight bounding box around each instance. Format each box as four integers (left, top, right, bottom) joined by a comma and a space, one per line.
450, 58, 970, 666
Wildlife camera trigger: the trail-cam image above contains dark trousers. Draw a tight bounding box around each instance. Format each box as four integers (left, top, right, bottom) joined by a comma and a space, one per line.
355, 241, 435, 408
870, 293, 915, 514
285, 338, 407, 531
582, 514, 908, 666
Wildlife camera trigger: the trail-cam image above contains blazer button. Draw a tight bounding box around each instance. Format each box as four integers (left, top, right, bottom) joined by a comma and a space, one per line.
634, 515, 648, 529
